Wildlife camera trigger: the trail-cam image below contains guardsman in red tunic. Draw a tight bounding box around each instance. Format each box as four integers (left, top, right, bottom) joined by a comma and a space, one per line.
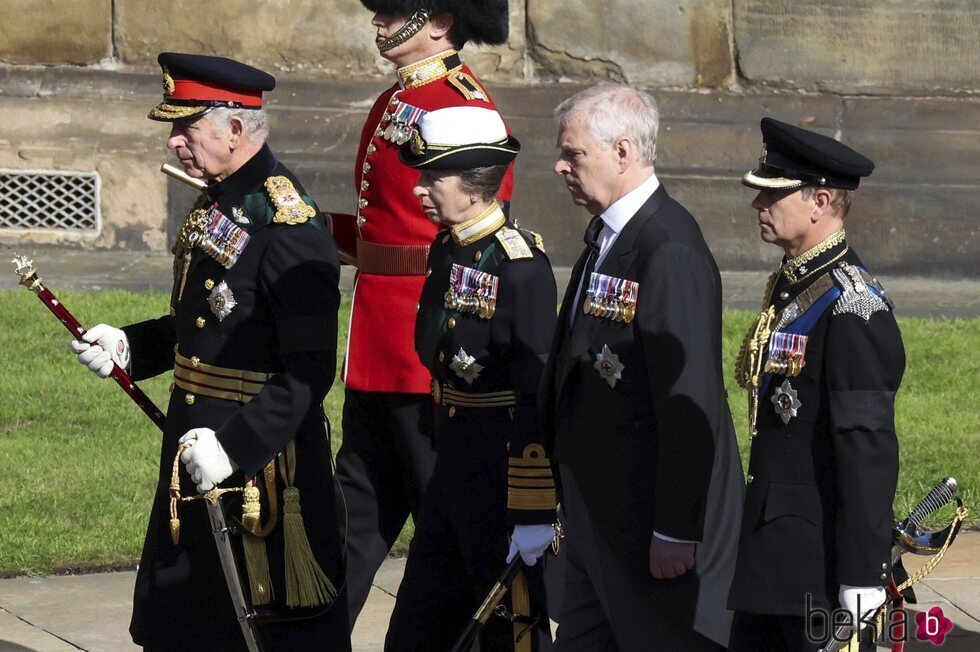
329, 0, 515, 625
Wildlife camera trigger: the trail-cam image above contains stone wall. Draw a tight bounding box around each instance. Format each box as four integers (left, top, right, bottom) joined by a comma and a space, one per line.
0, 0, 977, 276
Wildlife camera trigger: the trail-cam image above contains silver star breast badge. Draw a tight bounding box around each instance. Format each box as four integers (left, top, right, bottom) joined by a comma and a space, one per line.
207, 281, 237, 321
594, 344, 624, 389
771, 379, 802, 425
450, 347, 483, 384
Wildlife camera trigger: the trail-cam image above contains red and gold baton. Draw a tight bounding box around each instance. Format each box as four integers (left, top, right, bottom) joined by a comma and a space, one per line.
11, 254, 166, 431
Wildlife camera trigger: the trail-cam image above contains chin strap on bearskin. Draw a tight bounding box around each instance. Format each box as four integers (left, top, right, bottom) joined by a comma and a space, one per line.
378, 9, 431, 52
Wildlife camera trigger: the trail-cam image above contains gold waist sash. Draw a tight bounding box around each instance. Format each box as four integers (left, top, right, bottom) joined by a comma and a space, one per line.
174, 352, 272, 403
431, 379, 517, 408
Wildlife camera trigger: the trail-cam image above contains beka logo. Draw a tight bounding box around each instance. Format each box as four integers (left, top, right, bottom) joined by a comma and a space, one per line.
806, 595, 955, 646
915, 606, 954, 646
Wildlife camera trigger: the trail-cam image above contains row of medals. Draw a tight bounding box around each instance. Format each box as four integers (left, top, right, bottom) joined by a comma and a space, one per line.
182, 209, 241, 269
445, 289, 496, 319
583, 294, 636, 324
764, 356, 804, 377
384, 119, 414, 145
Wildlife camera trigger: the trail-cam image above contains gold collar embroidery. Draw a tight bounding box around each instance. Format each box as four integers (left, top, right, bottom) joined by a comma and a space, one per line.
451, 202, 505, 246
397, 50, 461, 89
782, 228, 846, 283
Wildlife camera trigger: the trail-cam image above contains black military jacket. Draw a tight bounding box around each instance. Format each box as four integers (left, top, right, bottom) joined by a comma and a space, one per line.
121, 145, 347, 650
730, 237, 905, 616
415, 204, 558, 524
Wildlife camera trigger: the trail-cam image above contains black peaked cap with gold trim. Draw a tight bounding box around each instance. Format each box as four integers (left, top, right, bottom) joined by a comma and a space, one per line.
361, 0, 509, 45
742, 117, 874, 191
149, 52, 276, 122
399, 106, 519, 169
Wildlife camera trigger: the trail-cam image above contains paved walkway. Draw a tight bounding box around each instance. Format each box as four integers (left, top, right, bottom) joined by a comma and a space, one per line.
1, 533, 979, 651
3, 247, 978, 318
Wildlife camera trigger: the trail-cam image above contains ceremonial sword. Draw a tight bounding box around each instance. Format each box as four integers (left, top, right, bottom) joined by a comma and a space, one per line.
13, 254, 263, 650
820, 477, 966, 652
451, 556, 524, 652
452, 522, 563, 652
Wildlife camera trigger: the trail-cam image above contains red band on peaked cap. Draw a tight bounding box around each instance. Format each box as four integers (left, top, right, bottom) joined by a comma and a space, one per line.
169, 79, 263, 106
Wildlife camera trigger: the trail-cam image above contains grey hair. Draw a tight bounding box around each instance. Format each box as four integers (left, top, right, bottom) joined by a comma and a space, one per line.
801, 185, 854, 217
554, 83, 660, 166
458, 164, 510, 202
206, 107, 270, 144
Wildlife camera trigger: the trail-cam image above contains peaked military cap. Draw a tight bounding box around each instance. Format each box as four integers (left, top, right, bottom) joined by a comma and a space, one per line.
149, 52, 276, 122
361, 0, 509, 45
399, 106, 519, 169
742, 117, 875, 191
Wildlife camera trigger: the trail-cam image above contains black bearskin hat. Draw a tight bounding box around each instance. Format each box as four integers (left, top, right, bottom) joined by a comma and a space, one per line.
361, 0, 509, 46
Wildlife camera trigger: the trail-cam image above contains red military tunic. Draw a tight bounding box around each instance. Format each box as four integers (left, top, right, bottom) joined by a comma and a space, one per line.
330, 49, 514, 394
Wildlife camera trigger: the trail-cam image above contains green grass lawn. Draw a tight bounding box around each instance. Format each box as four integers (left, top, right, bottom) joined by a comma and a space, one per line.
0, 289, 977, 575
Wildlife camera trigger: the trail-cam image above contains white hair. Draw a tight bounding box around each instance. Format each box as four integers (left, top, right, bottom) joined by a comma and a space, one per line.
555, 83, 660, 165
206, 107, 270, 144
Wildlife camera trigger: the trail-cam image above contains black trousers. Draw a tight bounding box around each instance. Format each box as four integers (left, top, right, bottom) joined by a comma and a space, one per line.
385, 405, 551, 652
334, 390, 437, 626
729, 612, 876, 652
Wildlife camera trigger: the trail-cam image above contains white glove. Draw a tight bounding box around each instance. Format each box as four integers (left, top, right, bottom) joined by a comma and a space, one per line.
839, 584, 887, 630
178, 428, 238, 492
506, 524, 555, 566
69, 323, 130, 378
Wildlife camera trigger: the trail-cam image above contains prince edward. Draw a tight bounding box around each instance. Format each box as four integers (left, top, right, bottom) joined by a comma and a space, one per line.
729, 118, 904, 651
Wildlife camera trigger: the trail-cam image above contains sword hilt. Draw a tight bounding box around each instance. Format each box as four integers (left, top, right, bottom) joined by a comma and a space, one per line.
900, 477, 958, 536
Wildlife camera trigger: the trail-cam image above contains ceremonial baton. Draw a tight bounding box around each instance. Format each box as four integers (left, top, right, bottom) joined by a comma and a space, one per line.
11, 254, 166, 430
13, 252, 264, 652
821, 477, 967, 652
161, 162, 208, 190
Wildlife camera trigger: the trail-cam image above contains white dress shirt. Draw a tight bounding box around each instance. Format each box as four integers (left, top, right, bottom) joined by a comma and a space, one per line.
570, 172, 661, 323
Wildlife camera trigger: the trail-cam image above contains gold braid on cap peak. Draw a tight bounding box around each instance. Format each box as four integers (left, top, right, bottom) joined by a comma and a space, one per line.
150, 103, 209, 121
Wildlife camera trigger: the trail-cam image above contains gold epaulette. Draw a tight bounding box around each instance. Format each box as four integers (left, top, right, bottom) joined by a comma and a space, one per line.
495, 227, 533, 260
507, 444, 557, 512
265, 176, 316, 225
448, 71, 490, 102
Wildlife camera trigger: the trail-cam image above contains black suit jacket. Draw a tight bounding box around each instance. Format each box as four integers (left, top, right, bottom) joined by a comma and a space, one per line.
540, 184, 743, 646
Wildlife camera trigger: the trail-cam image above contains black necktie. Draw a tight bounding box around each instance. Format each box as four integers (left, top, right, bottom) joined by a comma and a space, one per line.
573, 216, 604, 321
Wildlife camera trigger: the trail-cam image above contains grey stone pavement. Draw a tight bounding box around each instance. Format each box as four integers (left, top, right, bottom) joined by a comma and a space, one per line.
1, 537, 979, 651
0, 247, 978, 651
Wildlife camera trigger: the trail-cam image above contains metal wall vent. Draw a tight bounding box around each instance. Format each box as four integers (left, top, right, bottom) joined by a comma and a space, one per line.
0, 169, 101, 233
